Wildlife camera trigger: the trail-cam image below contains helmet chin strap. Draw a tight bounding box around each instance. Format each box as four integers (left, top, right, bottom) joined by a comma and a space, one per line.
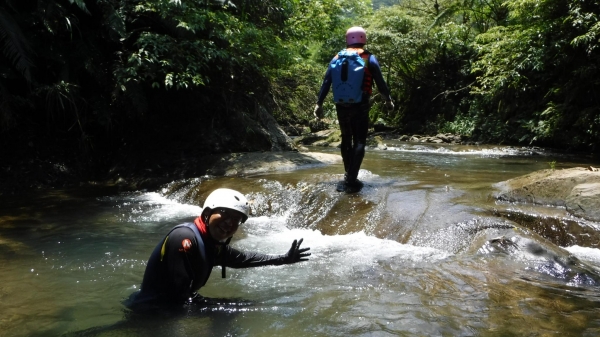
202, 206, 233, 278
222, 236, 232, 278
201, 208, 211, 224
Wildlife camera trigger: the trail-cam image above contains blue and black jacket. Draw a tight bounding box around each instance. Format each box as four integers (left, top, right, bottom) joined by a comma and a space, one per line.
317, 48, 392, 105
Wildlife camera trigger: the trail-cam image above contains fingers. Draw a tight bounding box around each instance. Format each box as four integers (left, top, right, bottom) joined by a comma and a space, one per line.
290, 239, 298, 251
290, 238, 302, 252
288, 238, 310, 263
294, 239, 309, 254
295, 239, 309, 252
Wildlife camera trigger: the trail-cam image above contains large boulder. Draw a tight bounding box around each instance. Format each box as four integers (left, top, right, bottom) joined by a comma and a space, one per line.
566, 183, 600, 220
494, 167, 600, 222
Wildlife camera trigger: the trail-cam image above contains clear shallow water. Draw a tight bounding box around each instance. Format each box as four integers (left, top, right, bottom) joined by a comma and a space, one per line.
1, 143, 600, 336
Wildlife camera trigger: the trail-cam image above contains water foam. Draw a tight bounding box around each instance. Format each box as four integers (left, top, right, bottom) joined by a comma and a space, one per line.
565, 245, 600, 265
378, 143, 547, 157
238, 215, 449, 265
109, 192, 201, 223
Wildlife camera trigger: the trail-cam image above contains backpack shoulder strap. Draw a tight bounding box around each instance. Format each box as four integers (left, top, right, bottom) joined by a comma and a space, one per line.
359, 49, 370, 62
177, 223, 207, 262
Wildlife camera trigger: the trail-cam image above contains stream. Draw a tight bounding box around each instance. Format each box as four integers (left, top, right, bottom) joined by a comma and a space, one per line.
1, 142, 600, 336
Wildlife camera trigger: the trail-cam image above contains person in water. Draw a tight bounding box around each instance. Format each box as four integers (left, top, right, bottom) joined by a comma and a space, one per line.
130, 188, 310, 307
314, 26, 394, 189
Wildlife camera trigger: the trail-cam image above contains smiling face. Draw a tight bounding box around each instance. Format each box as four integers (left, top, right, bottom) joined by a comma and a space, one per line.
206, 208, 245, 242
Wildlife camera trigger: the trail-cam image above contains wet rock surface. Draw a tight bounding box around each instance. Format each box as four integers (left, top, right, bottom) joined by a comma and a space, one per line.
494, 167, 600, 222
104, 151, 342, 192
295, 129, 470, 148
0, 147, 341, 196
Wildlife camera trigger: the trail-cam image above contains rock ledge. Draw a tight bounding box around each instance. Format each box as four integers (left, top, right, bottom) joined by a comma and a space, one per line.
494, 167, 600, 221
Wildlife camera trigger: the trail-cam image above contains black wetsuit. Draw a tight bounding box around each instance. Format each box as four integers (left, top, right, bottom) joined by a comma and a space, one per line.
132, 222, 288, 306
316, 49, 392, 183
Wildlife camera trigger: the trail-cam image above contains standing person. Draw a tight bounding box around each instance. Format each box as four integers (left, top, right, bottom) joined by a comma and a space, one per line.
314, 26, 394, 190
130, 188, 310, 308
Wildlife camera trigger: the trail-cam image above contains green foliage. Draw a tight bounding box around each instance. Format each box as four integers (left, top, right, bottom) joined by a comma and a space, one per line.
115, 0, 288, 92
365, 4, 476, 132
270, 0, 374, 124
469, 0, 600, 148
2, 0, 600, 163
0, 0, 298, 151
439, 111, 475, 136
0, 4, 34, 82
336, 0, 599, 150
271, 59, 325, 124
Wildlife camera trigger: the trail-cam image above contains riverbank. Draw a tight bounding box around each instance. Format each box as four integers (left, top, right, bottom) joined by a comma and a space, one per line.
1, 128, 597, 197
0, 144, 341, 196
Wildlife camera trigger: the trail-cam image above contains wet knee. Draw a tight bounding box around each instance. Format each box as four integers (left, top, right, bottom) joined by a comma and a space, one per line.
354, 142, 365, 154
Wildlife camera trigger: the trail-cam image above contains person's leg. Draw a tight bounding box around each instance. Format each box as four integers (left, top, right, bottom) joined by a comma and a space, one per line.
345, 102, 370, 184
336, 105, 354, 178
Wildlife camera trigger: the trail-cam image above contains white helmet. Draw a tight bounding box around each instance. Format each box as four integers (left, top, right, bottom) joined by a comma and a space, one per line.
202, 188, 249, 222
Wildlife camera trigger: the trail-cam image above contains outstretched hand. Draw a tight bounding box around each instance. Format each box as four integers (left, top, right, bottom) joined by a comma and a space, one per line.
284, 238, 311, 264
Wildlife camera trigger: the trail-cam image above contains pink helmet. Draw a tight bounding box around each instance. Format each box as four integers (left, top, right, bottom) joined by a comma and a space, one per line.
346, 26, 367, 46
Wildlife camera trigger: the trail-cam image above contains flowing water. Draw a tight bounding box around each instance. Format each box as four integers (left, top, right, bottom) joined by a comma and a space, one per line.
2, 142, 600, 336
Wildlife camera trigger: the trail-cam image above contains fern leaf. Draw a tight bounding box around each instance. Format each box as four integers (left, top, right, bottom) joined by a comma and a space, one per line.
0, 7, 34, 82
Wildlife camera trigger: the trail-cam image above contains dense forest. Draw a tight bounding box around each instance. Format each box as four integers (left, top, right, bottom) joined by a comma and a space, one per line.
1, 0, 599, 188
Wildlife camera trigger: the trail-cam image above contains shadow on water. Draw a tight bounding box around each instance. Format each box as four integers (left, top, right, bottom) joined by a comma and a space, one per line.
59, 296, 256, 337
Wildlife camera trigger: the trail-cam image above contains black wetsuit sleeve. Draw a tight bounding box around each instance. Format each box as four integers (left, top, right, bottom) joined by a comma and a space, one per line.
368, 54, 392, 101
219, 246, 286, 268
316, 59, 334, 105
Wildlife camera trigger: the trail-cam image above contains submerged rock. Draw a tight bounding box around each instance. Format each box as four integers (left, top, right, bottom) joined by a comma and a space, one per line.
481, 234, 600, 286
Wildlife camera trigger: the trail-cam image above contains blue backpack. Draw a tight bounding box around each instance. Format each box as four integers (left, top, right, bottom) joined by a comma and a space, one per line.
330, 49, 367, 104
